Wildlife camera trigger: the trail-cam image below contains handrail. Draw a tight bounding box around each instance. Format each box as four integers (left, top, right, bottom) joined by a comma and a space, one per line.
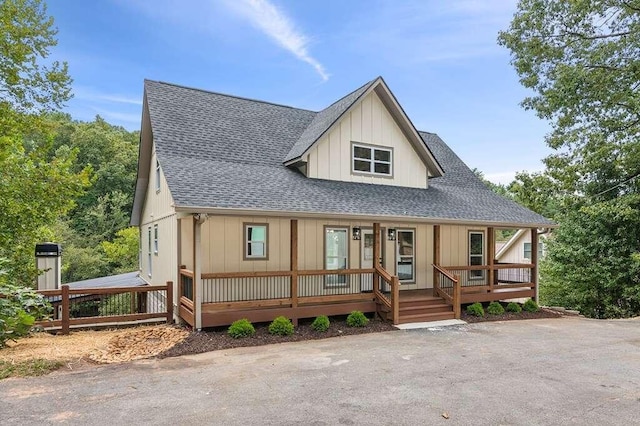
373, 265, 399, 324
432, 264, 461, 319
433, 264, 458, 282
441, 263, 534, 271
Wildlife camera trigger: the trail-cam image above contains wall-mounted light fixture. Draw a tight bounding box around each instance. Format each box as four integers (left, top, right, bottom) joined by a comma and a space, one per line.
352, 227, 361, 240
387, 228, 396, 241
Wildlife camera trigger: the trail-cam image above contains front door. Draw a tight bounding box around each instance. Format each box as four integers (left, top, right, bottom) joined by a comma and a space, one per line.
360, 229, 383, 291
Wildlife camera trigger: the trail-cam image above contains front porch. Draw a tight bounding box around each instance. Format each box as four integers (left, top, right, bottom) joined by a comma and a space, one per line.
176, 221, 538, 328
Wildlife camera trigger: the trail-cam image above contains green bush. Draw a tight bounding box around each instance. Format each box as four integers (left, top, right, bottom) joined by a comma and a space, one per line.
523, 299, 540, 313
466, 302, 485, 317
268, 316, 294, 336
0, 279, 52, 347
346, 311, 369, 327
487, 301, 505, 315
228, 318, 255, 338
506, 302, 522, 313
311, 315, 330, 332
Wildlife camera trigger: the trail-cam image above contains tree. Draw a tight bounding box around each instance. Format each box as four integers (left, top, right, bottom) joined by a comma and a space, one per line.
0, 0, 72, 135
0, 0, 88, 286
102, 227, 139, 274
498, 1, 640, 199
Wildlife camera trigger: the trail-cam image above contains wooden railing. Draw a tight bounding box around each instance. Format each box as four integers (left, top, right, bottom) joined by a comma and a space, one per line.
36, 282, 173, 334
441, 263, 535, 291
179, 269, 195, 326
433, 264, 461, 318
373, 265, 400, 324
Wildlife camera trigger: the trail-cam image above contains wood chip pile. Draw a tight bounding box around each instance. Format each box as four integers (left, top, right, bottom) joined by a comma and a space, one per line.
89, 326, 188, 364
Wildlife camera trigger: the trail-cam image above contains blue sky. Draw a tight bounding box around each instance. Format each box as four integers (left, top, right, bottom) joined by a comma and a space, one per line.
47, 0, 551, 184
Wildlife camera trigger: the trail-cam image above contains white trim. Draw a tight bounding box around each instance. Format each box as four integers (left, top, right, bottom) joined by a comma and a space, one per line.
325, 227, 349, 287
352, 143, 393, 176
396, 229, 415, 283
469, 231, 484, 280
495, 229, 527, 260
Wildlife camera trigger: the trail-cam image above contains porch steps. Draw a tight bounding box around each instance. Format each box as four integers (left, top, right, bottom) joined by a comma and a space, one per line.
380, 293, 455, 324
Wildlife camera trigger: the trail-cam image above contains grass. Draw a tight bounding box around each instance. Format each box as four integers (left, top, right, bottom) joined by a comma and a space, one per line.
0, 359, 64, 380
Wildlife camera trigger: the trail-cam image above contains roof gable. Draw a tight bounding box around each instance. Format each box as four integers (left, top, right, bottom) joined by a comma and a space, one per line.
284, 77, 444, 178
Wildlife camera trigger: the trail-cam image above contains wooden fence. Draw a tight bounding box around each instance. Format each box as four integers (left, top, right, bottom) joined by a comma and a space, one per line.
36, 282, 173, 334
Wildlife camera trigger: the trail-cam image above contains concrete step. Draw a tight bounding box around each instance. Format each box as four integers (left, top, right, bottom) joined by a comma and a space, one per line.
397, 311, 456, 324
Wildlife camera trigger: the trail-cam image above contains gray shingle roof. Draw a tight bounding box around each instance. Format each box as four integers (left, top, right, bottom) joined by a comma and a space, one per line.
143, 80, 554, 227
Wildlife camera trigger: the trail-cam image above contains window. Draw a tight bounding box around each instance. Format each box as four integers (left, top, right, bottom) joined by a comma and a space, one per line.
396, 229, 414, 282
523, 242, 544, 260
352, 143, 392, 176
325, 227, 348, 287
244, 224, 268, 259
469, 231, 484, 279
155, 159, 161, 192
147, 226, 152, 277
153, 224, 158, 255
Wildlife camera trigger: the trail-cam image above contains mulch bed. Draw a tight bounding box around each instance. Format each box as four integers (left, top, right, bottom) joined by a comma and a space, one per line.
461, 307, 563, 323
159, 316, 396, 358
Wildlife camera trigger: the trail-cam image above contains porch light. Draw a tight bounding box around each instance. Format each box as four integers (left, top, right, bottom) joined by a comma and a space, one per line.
387, 228, 396, 241
352, 227, 361, 240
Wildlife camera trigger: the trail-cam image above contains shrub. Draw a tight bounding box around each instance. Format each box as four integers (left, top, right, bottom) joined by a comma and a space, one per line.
0, 268, 52, 348
523, 299, 540, 313
346, 311, 369, 327
487, 301, 505, 315
506, 302, 522, 313
227, 319, 255, 338
311, 315, 330, 332
466, 302, 485, 317
268, 316, 294, 336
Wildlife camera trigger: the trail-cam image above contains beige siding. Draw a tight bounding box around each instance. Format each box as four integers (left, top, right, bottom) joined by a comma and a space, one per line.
139, 141, 178, 288
306, 91, 428, 189
496, 231, 534, 264
199, 216, 441, 302
440, 225, 489, 267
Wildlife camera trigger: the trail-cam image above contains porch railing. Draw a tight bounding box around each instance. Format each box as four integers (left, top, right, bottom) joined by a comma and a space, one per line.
433, 264, 461, 318
373, 265, 400, 324
179, 269, 195, 326
441, 263, 535, 291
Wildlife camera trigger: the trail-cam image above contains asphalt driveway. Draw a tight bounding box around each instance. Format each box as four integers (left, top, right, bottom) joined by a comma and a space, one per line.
1, 317, 639, 425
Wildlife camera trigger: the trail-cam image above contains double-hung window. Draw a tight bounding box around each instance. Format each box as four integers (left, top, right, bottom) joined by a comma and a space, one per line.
469, 231, 484, 280
352, 143, 392, 176
155, 159, 161, 192
325, 227, 348, 287
523, 241, 544, 260
244, 224, 268, 259
396, 229, 415, 282
153, 224, 158, 255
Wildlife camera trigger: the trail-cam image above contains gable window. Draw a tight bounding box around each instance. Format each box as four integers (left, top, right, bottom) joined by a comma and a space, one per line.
153, 224, 158, 255
469, 231, 484, 280
244, 224, 268, 259
352, 143, 392, 176
147, 226, 152, 277
396, 229, 415, 282
325, 227, 348, 287
155, 159, 161, 192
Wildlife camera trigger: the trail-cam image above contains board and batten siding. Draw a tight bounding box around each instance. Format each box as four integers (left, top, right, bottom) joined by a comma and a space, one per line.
439, 225, 488, 267
196, 217, 448, 303
306, 91, 428, 189
139, 143, 178, 289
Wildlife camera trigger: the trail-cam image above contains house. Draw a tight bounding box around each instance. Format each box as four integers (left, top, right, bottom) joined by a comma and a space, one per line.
495, 229, 548, 289
131, 76, 554, 328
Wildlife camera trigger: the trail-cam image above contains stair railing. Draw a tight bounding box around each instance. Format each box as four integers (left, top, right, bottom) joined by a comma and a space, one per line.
433, 264, 461, 319
373, 265, 400, 325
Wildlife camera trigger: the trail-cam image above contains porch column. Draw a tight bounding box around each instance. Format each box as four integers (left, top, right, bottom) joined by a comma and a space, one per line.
530, 228, 539, 302
433, 225, 440, 288
175, 217, 182, 318
373, 222, 380, 294
487, 227, 495, 292
193, 216, 203, 330
290, 219, 298, 326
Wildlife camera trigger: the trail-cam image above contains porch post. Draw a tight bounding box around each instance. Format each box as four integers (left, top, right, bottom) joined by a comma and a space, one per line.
290, 219, 298, 326
193, 216, 202, 330
530, 228, 538, 302
176, 218, 182, 304
373, 222, 380, 293
433, 225, 440, 288
487, 227, 495, 292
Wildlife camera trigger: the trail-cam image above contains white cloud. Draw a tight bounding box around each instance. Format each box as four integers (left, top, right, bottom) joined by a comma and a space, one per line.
226, 0, 329, 81
74, 86, 142, 105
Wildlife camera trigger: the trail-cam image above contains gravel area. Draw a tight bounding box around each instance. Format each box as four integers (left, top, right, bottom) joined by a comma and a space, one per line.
159, 316, 396, 358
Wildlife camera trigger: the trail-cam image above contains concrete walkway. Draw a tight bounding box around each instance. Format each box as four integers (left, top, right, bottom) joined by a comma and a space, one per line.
1, 317, 639, 425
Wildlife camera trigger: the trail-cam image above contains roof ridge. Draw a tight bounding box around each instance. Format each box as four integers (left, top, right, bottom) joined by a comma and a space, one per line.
144, 79, 318, 113
318, 77, 378, 111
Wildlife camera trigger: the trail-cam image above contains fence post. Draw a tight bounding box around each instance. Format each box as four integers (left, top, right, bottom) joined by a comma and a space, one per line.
61, 284, 70, 335
166, 281, 174, 324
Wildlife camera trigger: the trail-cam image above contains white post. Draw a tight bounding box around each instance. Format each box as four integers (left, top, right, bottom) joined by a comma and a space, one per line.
194, 217, 203, 330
